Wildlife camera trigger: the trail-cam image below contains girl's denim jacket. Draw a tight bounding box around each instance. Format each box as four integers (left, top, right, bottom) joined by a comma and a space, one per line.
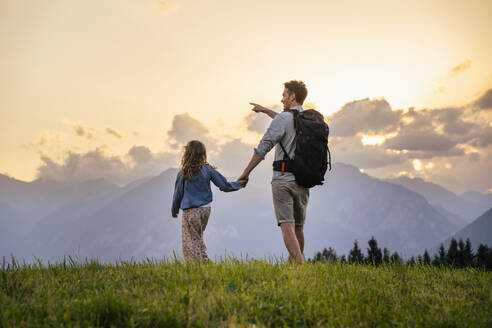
171, 165, 242, 216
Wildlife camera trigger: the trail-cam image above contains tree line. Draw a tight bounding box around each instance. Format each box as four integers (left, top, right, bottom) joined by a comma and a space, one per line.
310, 237, 492, 270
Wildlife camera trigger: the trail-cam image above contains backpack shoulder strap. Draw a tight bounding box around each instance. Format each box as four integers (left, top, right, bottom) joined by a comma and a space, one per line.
278, 109, 299, 161
291, 109, 299, 129
278, 141, 291, 161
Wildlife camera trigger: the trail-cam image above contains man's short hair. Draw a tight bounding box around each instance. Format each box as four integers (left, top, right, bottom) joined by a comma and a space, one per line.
284, 80, 308, 105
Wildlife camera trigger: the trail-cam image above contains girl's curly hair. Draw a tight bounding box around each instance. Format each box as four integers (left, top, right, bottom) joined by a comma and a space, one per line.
181, 140, 215, 180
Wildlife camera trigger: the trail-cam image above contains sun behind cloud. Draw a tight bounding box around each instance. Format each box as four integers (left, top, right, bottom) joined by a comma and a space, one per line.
157, 0, 178, 13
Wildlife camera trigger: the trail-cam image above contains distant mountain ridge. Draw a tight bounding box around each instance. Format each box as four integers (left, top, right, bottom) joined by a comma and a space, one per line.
0, 173, 120, 222
432, 208, 492, 253
1, 165, 489, 262
308, 164, 462, 256
386, 176, 492, 223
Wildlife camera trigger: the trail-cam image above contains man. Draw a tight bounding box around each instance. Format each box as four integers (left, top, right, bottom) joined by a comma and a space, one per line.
238, 80, 309, 263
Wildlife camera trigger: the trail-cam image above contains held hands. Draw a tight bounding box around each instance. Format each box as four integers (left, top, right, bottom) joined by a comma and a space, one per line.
238, 154, 263, 188
238, 179, 248, 187
238, 172, 249, 188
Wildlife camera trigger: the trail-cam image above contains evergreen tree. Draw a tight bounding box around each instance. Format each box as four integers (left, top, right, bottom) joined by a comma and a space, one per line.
407, 256, 416, 266
417, 255, 423, 265
340, 255, 347, 264
432, 254, 440, 266
447, 238, 459, 266
486, 246, 492, 270
438, 244, 446, 265
390, 252, 401, 264
463, 239, 474, 267
382, 248, 390, 263
313, 247, 338, 263
476, 244, 488, 269
323, 247, 339, 263
457, 238, 466, 268
476, 243, 492, 270
423, 250, 431, 265
348, 240, 364, 264
366, 236, 382, 266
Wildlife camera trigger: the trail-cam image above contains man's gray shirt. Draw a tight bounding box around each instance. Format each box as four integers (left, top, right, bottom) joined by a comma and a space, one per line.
254, 105, 302, 182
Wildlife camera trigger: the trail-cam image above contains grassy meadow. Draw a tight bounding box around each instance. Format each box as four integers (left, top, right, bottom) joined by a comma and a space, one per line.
1, 258, 491, 327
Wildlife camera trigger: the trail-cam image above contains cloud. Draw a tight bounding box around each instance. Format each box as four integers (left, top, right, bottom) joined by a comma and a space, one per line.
396, 106, 491, 151
384, 132, 457, 152
106, 128, 122, 139
327, 98, 401, 137
128, 146, 152, 164
167, 113, 216, 149
441, 116, 475, 136
244, 112, 271, 134
36, 146, 179, 185
435, 86, 446, 94
34, 137, 254, 186
157, 0, 179, 13
469, 127, 492, 148
412, 107, 473, 136
405, 147, 466, 160
450, 59, 472, 77
326, 94, 492, 163
243, 104, 282, 134
22, 131, 62, 151
125, 146, 179, 183
37, 147, 126, 183
210, 139, 254, 176
365, 146, 492, 194
34, 114, 254, 185
71, 124, 95, 140
468, 152, 480, 162
332, 136, 405, 169
382, 108, 481, 157
418, 145, 492, 194
33, 93, 492, 193
475, 89, 492, 110
324, 93, 492, 174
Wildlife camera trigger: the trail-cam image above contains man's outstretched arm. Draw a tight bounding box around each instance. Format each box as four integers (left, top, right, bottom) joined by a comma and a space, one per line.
238, 154, 263, 185
250, 103, 277, 119
240, 109, 284, 185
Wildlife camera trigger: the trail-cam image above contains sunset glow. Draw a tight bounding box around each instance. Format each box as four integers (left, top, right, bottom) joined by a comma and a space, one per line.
361, 135, 386, 146
413, 160, 423, 171
1, 0, 491, 193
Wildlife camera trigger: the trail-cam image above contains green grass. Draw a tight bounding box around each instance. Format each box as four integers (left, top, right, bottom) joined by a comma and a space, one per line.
1, 258, 491, 327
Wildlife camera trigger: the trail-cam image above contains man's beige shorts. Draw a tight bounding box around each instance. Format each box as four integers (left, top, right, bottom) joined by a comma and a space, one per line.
271, 180, 309, 227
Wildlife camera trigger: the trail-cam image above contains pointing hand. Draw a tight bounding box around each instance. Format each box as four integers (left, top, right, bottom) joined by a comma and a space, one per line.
250, 102, 267, 113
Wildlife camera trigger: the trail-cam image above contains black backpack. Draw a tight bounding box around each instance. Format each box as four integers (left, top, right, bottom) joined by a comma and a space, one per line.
273, 109, 331, 188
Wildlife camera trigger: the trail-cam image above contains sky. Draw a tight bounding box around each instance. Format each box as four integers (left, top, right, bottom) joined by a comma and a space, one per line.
1, 0, 491, 193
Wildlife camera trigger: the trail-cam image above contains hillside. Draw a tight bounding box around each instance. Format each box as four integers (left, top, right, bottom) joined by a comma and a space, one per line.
0, 261, 490, 327
435, 208, 492, 251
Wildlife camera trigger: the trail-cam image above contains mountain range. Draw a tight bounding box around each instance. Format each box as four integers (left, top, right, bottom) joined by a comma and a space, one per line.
431, 207, 492, 253
386, 176, 492, 223
0, 163, 490, 262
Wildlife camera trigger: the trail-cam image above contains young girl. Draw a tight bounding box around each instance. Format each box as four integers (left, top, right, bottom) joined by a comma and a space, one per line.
171, 140, 243, 261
